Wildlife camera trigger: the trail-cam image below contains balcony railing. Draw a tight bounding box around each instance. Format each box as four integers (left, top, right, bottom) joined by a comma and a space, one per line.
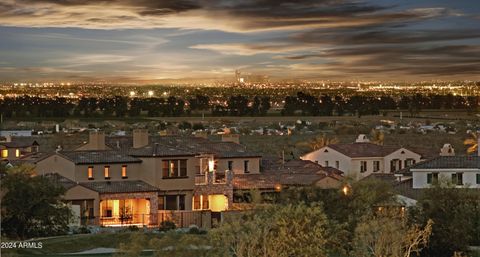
194, 170, 232, 185
195, 174, 207, 185
79, 214, 153, 227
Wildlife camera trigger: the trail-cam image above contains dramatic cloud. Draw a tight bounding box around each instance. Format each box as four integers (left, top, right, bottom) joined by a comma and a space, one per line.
0, 0, 479, 81
0, 0, 452, 32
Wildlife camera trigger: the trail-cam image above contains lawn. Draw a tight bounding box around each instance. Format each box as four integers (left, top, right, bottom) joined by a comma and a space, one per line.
3, 232, 162, 257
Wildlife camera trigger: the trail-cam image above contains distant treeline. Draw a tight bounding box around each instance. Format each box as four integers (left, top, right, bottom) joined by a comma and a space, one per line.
0, 92, 478, 118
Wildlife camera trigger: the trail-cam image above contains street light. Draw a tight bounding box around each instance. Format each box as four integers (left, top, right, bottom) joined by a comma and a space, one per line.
147, 90, 154, 97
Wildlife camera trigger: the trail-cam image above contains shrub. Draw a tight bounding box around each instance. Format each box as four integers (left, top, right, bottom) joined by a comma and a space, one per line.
159, 221, 176, 232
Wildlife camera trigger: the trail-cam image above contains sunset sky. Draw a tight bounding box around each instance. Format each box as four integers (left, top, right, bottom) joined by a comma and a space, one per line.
0, 0, 479, 82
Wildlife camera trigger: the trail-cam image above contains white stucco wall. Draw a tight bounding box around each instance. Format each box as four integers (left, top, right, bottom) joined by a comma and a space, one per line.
301, 146, 352, 175
384, 148, 422, 173
412, 170, 480, 189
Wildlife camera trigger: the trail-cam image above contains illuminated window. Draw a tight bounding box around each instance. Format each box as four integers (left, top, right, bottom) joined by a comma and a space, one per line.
162, 160, 187, 178
202, 195, 209, 209
193, 195, 201, 210
88, 166, 94, 180
104, 166, 110, 179
15, 149, 20, 157
1, 149, 8, 158
122, 165, 127, 178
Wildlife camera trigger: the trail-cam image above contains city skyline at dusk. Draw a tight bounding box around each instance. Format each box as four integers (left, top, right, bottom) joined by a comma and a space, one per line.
0, 0, 479, 82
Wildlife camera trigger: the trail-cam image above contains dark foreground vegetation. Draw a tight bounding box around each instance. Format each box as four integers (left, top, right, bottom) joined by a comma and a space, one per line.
1, 164, 479, 257
1, 92, 478, 118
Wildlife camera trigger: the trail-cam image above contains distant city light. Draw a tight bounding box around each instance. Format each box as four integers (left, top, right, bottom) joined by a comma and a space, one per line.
148, 90, 154, 97
129, 91, 136, 97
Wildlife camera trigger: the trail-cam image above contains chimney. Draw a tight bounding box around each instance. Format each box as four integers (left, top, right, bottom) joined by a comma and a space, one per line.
221, 134, 240, 144
88, 130, 106, 150
133, 129, 149, 148
355, 134, 370, 143
440, 143, 455, 156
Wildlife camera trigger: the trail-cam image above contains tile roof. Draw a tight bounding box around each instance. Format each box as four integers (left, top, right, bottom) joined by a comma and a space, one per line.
58, 150, 142, 165
362, 173, 399, 184
107, 135, 261, 158
263, 159, 343, 177
406, 147, 438, 160
232, 171, 337, 190
409, 156, 480, 170
328, 143, 400, 158
79, 180, 159, 194
10, 152, 52, 165
44, 173, 77, 190
0, 140, 38, 148
393, 178, 425, 200
327, 143, 401, 158
233, 159, 343, 190
128, 143, 196, 157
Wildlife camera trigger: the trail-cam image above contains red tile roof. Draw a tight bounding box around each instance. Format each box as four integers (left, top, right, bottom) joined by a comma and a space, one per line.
327, 143, 403, 158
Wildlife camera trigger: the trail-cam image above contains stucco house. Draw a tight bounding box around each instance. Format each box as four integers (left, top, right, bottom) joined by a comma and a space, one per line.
408, 156, 480, 189
301, 135, 423, 179
0, 136, 39, 161
3, 129, 346, 227
33, 130, 262, 227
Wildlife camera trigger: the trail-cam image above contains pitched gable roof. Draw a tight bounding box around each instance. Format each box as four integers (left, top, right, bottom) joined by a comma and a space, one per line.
107, 135, 261, 158
232, 172, 335, 190
327, 143, 400, 158
58, 150, 142, 165
409, 155, 480, 170
79, 180, 159, 193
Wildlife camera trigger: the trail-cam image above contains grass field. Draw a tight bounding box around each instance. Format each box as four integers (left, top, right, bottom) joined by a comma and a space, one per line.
2, 232, 162, 257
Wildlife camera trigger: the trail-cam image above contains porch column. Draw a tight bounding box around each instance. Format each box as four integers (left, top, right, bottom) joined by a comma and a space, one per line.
149, 193, 158, 225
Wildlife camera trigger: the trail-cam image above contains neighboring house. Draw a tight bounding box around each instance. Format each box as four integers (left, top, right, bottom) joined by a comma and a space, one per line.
233, 159, 343, 190
301, 135, 422, 179
406, 156, 480, 189
0, 136, 39, 161
0, 130, 33, 137
33, 130, 262, 227
396, 143, 480, 189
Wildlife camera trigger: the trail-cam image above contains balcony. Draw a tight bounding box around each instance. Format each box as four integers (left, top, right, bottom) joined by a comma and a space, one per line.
195, 170, 233, 185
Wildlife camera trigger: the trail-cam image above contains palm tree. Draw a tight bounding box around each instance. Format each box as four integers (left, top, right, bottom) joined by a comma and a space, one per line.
464, 132, 478, 154
297, 134, 339, 151
370, 129, 385, 145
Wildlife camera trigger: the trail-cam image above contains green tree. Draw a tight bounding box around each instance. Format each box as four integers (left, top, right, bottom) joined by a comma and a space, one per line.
1, 165, 71, 239
410, 182, 480, 257
277, 179, 396, 254
209, 203, 329, 257
352, 217, 433, 257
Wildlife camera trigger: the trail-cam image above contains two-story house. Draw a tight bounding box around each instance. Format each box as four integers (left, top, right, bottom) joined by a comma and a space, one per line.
301, 135, 423, 179
399, 144, 480, 189
0, 136, 39, 161
34, 129, 262, 227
